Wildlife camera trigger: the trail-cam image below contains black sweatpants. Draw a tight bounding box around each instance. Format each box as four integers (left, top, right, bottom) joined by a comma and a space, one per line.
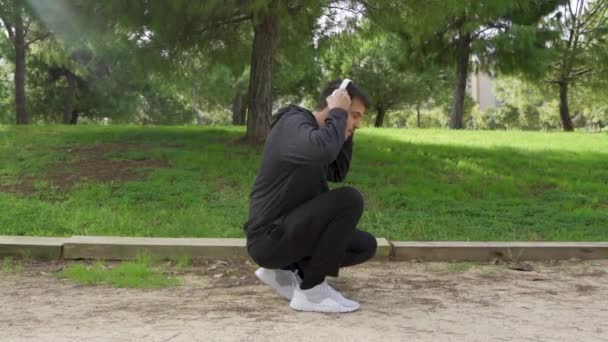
247, 186, 377, 289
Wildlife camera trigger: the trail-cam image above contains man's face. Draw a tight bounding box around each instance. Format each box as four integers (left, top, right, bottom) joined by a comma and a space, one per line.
345, 97, 366, 139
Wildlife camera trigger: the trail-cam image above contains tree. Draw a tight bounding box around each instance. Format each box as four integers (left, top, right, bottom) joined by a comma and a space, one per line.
246, 3, 278, 142
543, 0, 608, 131
0, 0, 50, 124
320, 20, 451, 127
369, 0, 564, 129
244, 1, 325, 142
75, 0, 327, 142
23, 28, 158, 125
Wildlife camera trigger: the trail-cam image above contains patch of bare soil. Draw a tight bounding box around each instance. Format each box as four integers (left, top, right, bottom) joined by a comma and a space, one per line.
0, 143, 170, 195
1, 259, 607, 342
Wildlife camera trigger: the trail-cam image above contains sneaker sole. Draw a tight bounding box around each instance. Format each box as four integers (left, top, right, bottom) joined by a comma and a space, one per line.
289, 301, 359, 313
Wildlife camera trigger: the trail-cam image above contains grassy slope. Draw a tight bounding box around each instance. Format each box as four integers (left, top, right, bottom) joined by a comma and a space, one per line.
1, 125, 607, 241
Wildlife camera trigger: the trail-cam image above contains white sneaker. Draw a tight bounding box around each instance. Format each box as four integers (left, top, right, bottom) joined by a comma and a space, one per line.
325, 284, 360, 308
255, 267, 301, 300
289, 281, 360, 313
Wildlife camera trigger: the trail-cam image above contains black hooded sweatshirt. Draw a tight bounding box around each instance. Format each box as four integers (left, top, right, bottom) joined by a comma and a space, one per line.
243, 104, 353, 240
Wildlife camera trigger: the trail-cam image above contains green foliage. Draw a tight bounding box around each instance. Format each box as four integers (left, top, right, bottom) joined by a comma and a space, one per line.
368, 0, 564, 127
493, 76, 608, 130
1, 0, 606, 129
541, 0, 608, 85
471, 105, 519, 130
0, 63, 12, 124
75, 0, 327, 122
319, 20, 453, 125
538, 100, 562, 130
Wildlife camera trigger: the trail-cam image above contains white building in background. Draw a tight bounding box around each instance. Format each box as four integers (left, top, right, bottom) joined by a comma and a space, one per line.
467, 71, 498, 110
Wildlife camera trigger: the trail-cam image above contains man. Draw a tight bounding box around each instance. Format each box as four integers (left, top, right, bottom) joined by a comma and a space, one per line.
243, 80, 377, 313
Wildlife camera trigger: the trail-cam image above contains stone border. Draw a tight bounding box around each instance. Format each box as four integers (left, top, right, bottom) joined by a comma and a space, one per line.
62, 236, 391, 262
1, 235, 607, 262
0, 236, 68, 260
391, 241, 608, 262
63, 236, 249, 260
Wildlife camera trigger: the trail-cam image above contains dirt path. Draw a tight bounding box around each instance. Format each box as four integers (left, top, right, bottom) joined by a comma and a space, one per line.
1, 259, 607, 342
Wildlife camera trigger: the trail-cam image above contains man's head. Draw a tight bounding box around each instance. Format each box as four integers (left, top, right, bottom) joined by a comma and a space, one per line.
314, 80, 371, 139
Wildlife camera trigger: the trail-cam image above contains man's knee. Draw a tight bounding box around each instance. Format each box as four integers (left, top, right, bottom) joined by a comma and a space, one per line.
363, 232, 378, 261
350, 230, 377, 260
336, 186, 364, 214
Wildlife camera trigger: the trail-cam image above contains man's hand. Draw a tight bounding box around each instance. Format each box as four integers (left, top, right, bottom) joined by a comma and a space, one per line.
326, 89, 351, 111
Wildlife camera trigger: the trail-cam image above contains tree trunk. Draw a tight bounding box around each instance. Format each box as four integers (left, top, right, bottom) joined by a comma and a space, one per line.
246, 8, 278, 143
13, 7, 28, 125
449, 34, 471, 129
416, 102, 421, 128
191, 82, 198, 124
69, 110, 79, 125
232, 91, 246, 125
558, 82, 574, 132
239, 98, 247, 125
63, 73, 76, 124
374, 106, 386, 127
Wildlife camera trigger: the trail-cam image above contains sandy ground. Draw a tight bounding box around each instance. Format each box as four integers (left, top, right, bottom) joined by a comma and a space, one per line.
1, 259, 607, 342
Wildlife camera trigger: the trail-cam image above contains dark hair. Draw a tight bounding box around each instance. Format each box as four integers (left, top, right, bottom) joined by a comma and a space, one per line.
315, 79, 371, 111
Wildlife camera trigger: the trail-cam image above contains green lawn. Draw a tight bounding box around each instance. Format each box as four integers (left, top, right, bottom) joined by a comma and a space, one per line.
1, 125, 607, 241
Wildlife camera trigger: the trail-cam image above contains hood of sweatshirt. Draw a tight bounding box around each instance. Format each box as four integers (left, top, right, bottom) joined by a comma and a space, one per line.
270, 104, 316, 129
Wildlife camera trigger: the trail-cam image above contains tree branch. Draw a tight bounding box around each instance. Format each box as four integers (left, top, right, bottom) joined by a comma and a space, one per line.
25, 32, 51, 47
567, 0, 576, 20
471, 21, 509, 40
323, 4, 366, 16
567, 66, 593, 79
0, 14, 15, 44
191, 13, 252, 36
581, 0, 607, 24
580, 2, 608, 35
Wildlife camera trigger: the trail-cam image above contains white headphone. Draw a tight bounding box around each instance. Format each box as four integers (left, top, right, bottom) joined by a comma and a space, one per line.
332, 78, 352, 96
339, 78, 352, 90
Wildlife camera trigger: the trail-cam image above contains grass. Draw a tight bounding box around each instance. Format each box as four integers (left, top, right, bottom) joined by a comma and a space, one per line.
1, 124, 607, 241
56, 254, 181, 288
176, 255, 192, 269
2, 257, 24, 273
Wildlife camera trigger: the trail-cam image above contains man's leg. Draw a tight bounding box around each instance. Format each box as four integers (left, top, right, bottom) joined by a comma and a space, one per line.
261, 186, 365, 289
283, 229, 377, 279
248, 186, 375, 312
339, 229, 378, 268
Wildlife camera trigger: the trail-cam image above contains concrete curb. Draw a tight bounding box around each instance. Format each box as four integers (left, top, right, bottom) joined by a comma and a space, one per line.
375, 238, 391, 261
392, 241, 608, 262
1, 235, 607, 262
62, 236, 392, 261
63, 236, 249, 260
0, 235, 67, 260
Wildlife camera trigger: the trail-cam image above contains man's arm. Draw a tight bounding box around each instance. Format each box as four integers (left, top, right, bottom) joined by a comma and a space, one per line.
327, 134, 353, 182
280, 108, 347, 165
